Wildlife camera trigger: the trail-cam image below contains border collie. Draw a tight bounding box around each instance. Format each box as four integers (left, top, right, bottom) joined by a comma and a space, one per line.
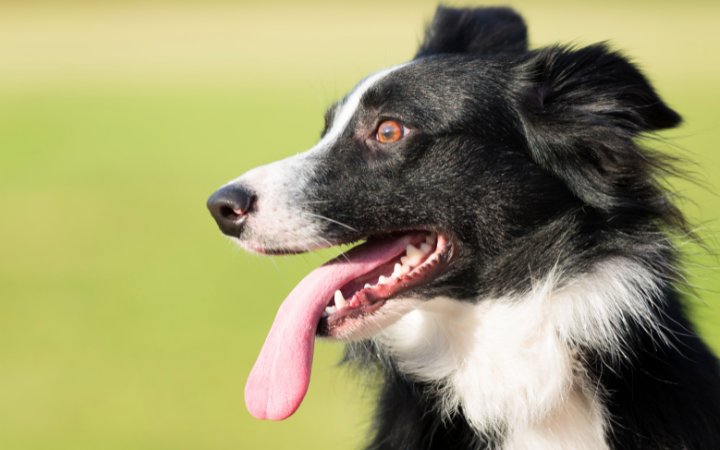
207, 6, 720, 449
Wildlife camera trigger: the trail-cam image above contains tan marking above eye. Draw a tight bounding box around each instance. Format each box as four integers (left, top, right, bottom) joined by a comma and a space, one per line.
376, 120, 405, 144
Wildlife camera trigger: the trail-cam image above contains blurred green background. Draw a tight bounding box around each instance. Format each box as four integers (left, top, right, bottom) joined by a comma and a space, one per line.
0, 1, 718, 449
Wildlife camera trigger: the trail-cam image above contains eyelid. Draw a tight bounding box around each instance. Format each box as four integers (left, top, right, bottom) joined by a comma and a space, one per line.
376, 118, 412, 133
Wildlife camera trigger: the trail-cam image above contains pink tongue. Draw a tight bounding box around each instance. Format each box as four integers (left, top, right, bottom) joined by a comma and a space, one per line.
244, 236, 414, 420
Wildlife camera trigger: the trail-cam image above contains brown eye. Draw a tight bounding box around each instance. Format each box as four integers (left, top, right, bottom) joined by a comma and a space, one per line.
376, 120, 405, 144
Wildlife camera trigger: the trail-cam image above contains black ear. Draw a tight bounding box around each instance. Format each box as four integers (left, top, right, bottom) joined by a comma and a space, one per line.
515, 44, 682, 211
416, 6, 528, 58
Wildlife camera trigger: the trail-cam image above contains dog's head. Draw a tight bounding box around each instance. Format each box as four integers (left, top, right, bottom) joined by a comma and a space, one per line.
207, 6, 681, 420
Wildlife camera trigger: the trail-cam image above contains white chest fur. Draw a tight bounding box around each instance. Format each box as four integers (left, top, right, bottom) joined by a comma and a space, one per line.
376, 259, 661, 449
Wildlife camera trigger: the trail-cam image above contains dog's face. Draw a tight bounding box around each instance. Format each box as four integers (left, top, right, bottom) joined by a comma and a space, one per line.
207, 6, 681, 420
211, 58, 549, 332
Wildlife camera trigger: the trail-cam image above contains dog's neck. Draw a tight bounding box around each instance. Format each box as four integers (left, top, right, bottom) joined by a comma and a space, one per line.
375, 258, 663, 449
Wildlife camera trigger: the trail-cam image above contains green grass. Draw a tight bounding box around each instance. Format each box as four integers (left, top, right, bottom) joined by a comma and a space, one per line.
0, 1, 718, 449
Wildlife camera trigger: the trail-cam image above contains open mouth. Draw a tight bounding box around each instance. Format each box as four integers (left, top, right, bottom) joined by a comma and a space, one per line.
243, 229, 454, 421
318, 231, 452, 336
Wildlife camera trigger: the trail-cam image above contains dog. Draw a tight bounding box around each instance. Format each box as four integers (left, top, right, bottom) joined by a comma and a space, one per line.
207, 6, 720, 449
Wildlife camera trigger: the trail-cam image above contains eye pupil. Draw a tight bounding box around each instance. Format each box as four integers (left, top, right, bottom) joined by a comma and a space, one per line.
376, 120, 404, 143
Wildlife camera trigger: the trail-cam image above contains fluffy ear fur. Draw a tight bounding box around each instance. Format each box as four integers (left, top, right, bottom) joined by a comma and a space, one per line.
416, 6, 527, 57
514, 44, 682, 214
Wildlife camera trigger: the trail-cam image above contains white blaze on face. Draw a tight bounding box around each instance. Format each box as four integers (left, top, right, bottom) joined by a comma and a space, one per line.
315, 64, 407, 150
223, 63, 407, 252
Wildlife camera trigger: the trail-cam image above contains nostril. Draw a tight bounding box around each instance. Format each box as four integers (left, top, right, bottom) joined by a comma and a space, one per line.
219, 204, 248, 221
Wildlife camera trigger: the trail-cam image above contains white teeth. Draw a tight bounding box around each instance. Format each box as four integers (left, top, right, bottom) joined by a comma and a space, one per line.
405, 244, 424, 265
392, 263, 403, 278
334, 290, 347, 309
323, 237, 442, 316
397, 239, 436, 273
406, 244, 422, 259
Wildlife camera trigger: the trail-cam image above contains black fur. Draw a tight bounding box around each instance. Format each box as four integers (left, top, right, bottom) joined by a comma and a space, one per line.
341, 7, 719, 449
369, 370, 496, 450
210, 5, 720, 449
416, 6, 528, 57
516, 44, 683, 211
585, 286, 720, 450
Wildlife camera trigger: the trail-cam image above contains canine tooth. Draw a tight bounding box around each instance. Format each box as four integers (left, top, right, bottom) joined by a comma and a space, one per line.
334, 290, 347, 309
324, 305, 336, 316
406, 244, 422, 259
405, 245, 424, 265
420, 243, 432, 253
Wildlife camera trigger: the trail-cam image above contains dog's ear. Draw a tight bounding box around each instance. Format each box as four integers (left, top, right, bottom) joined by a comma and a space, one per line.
415, 6, 527, 58
515, 44, 682, 211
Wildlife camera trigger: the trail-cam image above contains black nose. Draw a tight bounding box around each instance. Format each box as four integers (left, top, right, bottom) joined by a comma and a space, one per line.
207, 185, 256, 236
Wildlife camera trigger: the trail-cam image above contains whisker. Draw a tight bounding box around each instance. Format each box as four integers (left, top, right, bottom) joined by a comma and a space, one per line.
305, 212, 359, 233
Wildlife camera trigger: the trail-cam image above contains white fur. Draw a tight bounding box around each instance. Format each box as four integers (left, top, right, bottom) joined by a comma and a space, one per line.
224, 64, 405, 251
228, 152, 324, 252
376, 258, 663, 449
316, 63, 407, 150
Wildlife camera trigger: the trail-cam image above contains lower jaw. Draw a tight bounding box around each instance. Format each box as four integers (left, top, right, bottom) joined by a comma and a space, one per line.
318, 297, 422, 340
